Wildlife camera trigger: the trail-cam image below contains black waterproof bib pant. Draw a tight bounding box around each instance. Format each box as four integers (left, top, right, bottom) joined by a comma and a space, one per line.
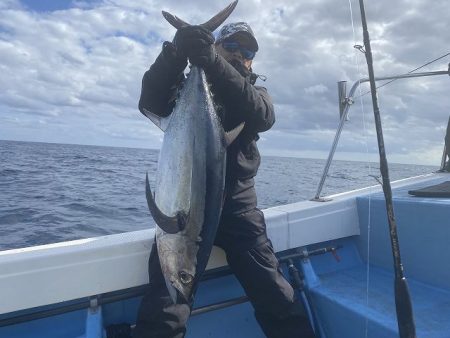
133, 205, 315, 338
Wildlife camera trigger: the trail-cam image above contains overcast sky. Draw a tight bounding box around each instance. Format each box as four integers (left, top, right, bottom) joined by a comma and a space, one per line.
1, 0, 449, 165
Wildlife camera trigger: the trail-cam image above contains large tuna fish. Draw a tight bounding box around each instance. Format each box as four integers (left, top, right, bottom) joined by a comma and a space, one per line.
144, 1, 242, 303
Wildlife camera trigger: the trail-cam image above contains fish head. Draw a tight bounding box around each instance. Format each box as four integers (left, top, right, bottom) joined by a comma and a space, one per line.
157, 232, 198, 303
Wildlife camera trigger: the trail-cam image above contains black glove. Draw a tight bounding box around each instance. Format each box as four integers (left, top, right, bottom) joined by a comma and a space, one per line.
174, 25, 216, 68
161, 41, 187, 75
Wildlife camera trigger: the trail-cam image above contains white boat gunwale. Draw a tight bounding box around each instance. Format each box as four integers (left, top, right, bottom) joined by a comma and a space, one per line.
0, 172, 443, 316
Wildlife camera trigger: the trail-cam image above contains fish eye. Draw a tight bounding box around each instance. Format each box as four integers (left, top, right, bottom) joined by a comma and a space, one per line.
179, 271, 193, 285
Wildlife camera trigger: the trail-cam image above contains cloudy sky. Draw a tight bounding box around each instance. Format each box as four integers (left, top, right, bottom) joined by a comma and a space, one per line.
1, 0, 449, 165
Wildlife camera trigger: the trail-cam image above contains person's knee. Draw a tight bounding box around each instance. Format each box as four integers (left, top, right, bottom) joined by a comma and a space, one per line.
226, 239, 298, 310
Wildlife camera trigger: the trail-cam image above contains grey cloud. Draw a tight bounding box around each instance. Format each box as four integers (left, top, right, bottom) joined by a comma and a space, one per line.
0, 0, 449, 164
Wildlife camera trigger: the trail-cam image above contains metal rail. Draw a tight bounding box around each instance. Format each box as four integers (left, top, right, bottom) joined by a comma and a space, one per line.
440, 144, 447, 170
439, 115, 450, 171
313, 68, 450, 201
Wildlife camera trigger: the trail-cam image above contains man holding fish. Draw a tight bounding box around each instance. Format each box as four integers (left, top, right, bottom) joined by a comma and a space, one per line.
134, 4, 315, 338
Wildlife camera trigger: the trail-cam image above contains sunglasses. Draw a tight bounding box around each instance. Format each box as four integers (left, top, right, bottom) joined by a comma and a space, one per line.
221, 41, 256, 60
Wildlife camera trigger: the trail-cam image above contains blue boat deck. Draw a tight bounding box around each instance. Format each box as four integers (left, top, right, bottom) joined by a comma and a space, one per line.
307, 176, 450, 337
310, 265, 450, 337
356, 177, 450, 290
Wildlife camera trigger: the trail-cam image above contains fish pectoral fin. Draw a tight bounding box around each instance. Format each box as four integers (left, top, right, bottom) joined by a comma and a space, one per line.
224, 122, 245, 147
145, 173, 189, 234
141, 108, 171, 132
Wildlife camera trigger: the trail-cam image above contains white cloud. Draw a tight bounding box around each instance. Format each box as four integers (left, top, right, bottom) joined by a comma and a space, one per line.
304, 84, 328, 95
0, 0, 449, 165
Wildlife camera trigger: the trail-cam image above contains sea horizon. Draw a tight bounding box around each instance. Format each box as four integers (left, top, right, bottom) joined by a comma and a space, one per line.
0, 138, 437, 167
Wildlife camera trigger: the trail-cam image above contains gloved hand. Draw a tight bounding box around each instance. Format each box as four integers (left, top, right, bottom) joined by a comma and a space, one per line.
174, 25, 216, 69
161, 41, 187, 74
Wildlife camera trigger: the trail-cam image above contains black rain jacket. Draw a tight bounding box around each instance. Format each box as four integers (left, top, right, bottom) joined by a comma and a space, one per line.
138, 42, 275, 215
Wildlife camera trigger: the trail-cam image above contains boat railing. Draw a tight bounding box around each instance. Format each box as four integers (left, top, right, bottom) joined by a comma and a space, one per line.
440, 116, 450, 171
440, 142, 447, 171
313, 65, 450, 201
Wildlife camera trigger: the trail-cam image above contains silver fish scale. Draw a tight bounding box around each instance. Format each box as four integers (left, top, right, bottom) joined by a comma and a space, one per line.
154, 66, 227, 303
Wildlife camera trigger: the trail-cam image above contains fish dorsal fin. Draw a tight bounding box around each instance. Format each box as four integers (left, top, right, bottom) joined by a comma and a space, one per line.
162, 0, 238, 31
145, 173, 189, 234
224, 122, 245, 147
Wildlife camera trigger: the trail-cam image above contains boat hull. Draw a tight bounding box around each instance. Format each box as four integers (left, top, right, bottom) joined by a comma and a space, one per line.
1, 173, 449, 337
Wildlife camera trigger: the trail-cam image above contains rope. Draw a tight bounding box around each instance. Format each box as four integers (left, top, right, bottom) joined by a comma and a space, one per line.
347, 1, 373, 337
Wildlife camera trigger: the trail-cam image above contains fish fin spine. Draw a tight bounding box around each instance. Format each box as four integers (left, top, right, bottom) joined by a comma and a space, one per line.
162, 1, 238, 31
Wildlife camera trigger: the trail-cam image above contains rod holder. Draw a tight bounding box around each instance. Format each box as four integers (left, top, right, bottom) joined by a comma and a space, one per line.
338, 81, 347, 119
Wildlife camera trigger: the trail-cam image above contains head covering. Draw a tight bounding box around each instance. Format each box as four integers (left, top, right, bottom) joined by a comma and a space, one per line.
216, 22, 259, 52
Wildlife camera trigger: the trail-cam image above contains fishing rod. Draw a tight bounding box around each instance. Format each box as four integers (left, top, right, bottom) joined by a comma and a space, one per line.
357, 1, 417, 337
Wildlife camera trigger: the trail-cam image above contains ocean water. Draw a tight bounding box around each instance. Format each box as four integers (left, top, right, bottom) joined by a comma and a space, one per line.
0, 140, 437, 251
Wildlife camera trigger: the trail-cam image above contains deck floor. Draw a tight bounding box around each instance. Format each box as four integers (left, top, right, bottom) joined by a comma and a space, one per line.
311, 264, 450, 338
